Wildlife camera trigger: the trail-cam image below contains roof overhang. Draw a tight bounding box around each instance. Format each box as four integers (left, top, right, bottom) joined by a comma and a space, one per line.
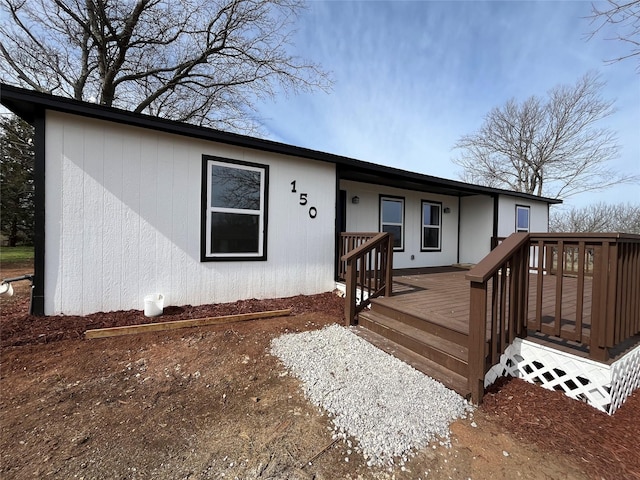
0, 83, 562, 205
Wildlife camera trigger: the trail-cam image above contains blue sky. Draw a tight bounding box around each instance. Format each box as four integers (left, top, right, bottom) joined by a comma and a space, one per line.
256, 0, 639, 209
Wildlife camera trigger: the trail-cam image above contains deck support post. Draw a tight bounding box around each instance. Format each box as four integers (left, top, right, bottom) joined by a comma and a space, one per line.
468, 281, 487, 404
344, 262, 357, 326
590, 244, 610, 362
384, 235, 393, 297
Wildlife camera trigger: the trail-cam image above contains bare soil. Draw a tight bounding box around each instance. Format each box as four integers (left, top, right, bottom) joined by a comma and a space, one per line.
2, 263, 638, 479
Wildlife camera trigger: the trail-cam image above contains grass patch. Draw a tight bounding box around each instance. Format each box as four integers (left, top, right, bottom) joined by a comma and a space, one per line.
0, 246, 35, 264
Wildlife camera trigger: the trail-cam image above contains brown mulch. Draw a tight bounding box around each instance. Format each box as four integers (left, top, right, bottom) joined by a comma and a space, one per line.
482, 377, 640, 480
0, 291, 345, 348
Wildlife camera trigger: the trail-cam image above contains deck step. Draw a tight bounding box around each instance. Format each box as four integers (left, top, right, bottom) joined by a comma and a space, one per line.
353, 325, 471, 399
369, 298, 469, 346
359, 309, 469, 377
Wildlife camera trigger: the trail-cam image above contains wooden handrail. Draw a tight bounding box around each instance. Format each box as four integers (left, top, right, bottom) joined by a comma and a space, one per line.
342, 232, 389, 262
341, 232, 393, 325
467, 233, 530, 283
528, 232, 639, 241
338, 233, 380, 281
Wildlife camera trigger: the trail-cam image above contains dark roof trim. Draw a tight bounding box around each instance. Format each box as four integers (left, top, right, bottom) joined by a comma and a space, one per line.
0, 83, 562, 205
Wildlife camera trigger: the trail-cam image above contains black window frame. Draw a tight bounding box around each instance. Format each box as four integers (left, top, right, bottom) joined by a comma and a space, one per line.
420, 200, 442, 252
379, 195, 405, 251
515, 204, 530, 233
201, 155, 269, 262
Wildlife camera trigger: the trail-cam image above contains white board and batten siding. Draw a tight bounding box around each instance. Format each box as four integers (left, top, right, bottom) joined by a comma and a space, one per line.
459, 195, 494, 265
340, 180, 459, 269
497, 195, 549, 237
44, 111, 336, 315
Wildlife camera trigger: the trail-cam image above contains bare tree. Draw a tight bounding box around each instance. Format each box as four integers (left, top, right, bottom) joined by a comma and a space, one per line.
588, 0, 640, 72
0, 0, 331, 132
550, 202, 640, 234
453, 72, 635, 199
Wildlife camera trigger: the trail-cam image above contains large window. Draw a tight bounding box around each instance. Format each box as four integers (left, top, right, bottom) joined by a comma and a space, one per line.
516, 205, 530, 233
380, 196, 404, 250
421, 201, 442, 251
201, 156, 268, 261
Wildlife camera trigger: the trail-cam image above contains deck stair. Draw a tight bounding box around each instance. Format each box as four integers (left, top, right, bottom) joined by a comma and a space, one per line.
357, 297, 472, 399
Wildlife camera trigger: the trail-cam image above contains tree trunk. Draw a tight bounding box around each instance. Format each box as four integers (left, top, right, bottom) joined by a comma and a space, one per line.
9, 216, 18, 247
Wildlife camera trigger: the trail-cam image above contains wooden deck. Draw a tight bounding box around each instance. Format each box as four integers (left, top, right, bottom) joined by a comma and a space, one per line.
345, 233, 640, 403
384, 266, 596, 356
355, 266, 637, 397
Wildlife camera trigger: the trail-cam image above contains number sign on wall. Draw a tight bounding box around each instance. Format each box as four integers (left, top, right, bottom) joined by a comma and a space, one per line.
291, 181, 317, 219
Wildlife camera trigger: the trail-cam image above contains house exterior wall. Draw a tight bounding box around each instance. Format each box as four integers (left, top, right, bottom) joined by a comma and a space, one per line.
340, 180, 459, 269
459, 195, 494, 264
497, 195, 549, 237
44, 111, 336, 315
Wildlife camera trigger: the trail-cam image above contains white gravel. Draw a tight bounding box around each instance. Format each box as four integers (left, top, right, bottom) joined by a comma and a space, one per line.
270, 324, 473, 466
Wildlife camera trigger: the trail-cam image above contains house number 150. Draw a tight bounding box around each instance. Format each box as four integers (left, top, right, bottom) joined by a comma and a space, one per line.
291, 181, 317, 219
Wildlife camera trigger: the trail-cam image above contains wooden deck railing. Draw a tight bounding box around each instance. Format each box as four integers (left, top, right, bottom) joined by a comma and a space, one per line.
528, 233, 640, 361
340, 232, 393, 325
467, 233, 531, 404
492, 235, 596, 276
338, 232, 379, 281
469, 232, 640, 404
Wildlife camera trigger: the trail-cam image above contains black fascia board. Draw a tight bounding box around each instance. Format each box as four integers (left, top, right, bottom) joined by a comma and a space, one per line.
0, 83, 562, 205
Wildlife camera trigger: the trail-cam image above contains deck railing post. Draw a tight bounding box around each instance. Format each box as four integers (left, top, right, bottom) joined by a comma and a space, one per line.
384, 234, 393, 297
468, 281, 488, 404
344, 260, 357, 326
605, 242, 619, 348
590, 244, 609, 362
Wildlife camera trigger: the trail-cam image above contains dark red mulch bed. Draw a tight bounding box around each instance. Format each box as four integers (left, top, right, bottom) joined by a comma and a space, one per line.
482, 377, 640, 480
0, 291, 345, 348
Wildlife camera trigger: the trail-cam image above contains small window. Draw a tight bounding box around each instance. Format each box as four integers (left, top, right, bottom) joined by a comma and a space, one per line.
421, 201, 442, 251
201, 156, 268, 261
516, 205, 530, 233
380, 196, 404, 250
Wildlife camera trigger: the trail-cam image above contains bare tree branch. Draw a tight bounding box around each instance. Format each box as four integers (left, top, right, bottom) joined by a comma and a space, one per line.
0, 0, 332, 131
588, 0, 640, 72
453, 72, 636, 199
550, 202, 640, 233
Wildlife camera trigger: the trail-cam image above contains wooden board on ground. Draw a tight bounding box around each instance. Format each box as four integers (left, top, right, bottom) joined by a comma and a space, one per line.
85, 309, 292, 339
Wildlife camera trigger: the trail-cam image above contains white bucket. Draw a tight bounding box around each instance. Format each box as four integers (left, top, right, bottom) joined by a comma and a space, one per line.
0, 282, 14, 297
143, 293, 164, 317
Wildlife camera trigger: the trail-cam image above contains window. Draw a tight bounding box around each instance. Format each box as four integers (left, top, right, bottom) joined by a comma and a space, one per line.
380, 196, 404, 250
421, 201, 442, 251
201, 156, 268, 261
516, 205, 530, 233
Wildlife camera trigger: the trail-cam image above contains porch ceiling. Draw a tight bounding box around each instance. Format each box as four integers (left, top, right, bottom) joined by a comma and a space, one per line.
339, 168, 480, 197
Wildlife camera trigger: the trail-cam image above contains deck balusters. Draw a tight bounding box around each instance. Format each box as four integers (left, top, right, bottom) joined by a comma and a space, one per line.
340, 232, 393, 325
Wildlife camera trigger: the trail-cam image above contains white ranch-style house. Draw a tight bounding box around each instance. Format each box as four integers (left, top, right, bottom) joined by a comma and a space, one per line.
3, 84, 639, 412
1, 83, 558, 316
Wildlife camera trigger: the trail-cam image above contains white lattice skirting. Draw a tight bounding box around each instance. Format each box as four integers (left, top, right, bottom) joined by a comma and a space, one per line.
485, 338, 640, 415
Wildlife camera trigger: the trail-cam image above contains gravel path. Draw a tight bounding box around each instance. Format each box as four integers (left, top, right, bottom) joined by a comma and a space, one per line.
271, 324, 473, 466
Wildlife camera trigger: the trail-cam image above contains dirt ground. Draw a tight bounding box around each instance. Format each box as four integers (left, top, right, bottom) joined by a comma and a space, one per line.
2, 262, 639, 480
